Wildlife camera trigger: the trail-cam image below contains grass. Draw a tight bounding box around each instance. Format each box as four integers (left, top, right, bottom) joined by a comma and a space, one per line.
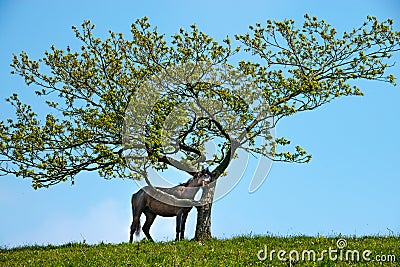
1, 235, 399, 266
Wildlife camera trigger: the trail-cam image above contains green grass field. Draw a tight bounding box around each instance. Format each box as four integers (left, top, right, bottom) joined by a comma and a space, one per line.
1, 236, 398, 266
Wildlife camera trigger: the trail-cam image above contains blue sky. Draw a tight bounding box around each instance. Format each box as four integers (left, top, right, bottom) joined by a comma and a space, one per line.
0, 0, 399, 247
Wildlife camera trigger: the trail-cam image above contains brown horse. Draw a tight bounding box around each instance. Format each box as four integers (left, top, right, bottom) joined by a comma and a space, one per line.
129, 168, 212, 242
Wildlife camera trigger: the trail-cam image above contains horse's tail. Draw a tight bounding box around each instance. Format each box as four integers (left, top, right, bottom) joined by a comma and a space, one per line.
130, 193, 141, 242
132, 194, 141, 236
134, 214, 141, 237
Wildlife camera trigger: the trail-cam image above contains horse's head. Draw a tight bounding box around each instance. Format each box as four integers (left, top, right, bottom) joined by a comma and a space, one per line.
188, 167, 212, 187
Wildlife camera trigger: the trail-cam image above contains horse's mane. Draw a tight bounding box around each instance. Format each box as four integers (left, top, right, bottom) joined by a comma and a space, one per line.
178, 177, 194, 187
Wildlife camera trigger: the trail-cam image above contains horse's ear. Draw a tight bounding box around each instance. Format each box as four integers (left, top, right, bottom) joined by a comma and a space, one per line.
202, 166, 205, 171
206, 167, 209, 173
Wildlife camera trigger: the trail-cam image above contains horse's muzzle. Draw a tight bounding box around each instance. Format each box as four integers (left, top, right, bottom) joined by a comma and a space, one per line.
202, 178, 211, 186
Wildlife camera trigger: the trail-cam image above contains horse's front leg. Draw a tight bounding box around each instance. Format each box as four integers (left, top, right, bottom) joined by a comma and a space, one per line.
175, 211, 183, 241
180, 210, 189, 240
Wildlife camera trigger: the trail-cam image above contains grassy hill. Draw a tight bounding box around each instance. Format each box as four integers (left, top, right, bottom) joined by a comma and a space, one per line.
1, 236, 398, 266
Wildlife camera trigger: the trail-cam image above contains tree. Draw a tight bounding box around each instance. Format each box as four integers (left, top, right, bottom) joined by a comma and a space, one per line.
1, 15, 399, 241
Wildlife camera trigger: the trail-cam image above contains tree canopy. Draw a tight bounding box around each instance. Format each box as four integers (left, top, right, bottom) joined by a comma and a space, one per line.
0, 15, 399, 190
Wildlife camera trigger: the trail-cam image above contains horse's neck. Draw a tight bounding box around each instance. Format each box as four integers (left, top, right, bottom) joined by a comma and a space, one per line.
164, 185, 200, 199
183, 185, 200, 199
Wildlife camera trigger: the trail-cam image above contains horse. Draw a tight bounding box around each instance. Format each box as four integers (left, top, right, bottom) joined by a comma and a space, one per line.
129, 168, 212, 242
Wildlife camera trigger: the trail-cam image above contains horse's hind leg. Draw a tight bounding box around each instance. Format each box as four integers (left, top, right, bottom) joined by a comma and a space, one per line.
142, 210, 156, 242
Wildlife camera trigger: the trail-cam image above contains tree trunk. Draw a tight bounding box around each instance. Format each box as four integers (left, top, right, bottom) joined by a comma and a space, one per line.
194, 182, 216, 241
194, 142, 235, 241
